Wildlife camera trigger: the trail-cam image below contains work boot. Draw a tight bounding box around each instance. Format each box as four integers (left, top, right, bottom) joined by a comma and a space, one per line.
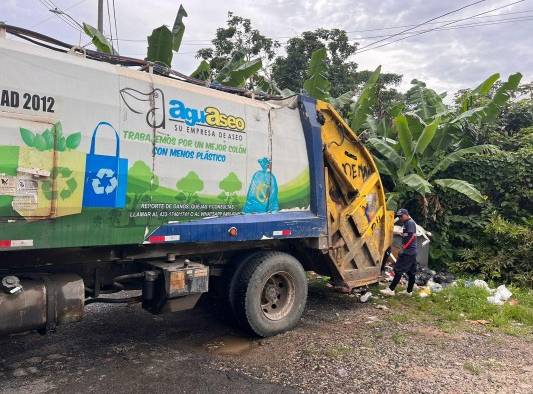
380, 288, 395, 296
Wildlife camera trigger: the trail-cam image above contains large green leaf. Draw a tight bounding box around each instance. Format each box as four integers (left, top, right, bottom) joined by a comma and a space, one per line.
329, 91, 353, 110
405, 79, 446, 121
414, 117, 439, 155
405, 112, 425, 139
172, 4, 188, 52
350, 65, 381, 132
399, 117, 439, 176
303, 48, 331, 101
83, 23, 115, 54
428, 144, 498, 178
434, 178, 486, 203
146, 25, 173, 66
255, 75, 278, 94
450, 106, 487, 124
372, 155, 393, 176
222, 58, 262, 88
190, 60, 211, 80
394, 114, 413, 158
386, 192, 400, 211
399, 174, 432, 195
482, 72, 522, 122
367, 138, 403, 170
215, 51, 245, 83
278, 88, 296, 97
472, 73, 500, 96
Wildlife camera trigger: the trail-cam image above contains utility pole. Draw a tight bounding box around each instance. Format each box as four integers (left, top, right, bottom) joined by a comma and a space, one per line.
97, 0, 103, 33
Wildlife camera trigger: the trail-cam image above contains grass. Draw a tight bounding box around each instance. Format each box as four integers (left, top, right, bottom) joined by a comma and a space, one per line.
463, 361, 482, 375
376, 281, 533, 336
391, 332, 407, 345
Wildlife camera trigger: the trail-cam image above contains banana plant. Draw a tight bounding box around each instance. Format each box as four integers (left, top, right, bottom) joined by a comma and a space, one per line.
349, 66, 381, 132
303, 48, 331, 101
146, 4, 188, 66
403, 73, 522, 149
368, 113, 498, 207
82, 23, 115, 54
190, 51, 263, 88
301, 48, 363, 112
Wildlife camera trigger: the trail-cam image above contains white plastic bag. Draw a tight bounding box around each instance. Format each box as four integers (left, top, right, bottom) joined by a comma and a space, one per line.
360, 292, 372, 303
487, 285, 512, 305
473, 279, 490, 290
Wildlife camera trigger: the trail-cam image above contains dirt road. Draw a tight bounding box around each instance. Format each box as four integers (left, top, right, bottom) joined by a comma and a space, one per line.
1, 282, 532, 393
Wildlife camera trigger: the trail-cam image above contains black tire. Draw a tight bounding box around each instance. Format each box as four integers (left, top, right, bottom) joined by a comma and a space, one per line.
207, 252, 255, 322
232, 251, 307, 337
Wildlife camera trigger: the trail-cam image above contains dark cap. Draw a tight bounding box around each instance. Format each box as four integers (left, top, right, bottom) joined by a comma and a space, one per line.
395, 208, 409, 217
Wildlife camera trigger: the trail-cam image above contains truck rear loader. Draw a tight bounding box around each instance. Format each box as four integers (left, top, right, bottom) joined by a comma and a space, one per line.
0, 25, 393, 337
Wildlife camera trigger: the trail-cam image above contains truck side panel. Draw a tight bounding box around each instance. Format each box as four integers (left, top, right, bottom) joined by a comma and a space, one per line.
0, 40, 312, 251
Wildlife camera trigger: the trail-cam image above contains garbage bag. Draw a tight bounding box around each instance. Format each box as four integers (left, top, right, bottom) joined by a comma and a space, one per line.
472, 279, 490, 290
495, 285, 512, 301
433, 272, 455, 285
416, 268, 433, 286
428, 281, 443, 293
243, 157, 279, 214
487, 285, 513, 305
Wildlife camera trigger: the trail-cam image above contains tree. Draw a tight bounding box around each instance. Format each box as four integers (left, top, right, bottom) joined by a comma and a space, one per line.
218, 172, 242, 204
176, 171, 204, 203
194, 12, 278, 89
272, 28, 402, 100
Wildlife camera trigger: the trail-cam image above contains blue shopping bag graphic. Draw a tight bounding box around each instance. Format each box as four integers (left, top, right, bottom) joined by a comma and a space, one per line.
82, 121, 128, 208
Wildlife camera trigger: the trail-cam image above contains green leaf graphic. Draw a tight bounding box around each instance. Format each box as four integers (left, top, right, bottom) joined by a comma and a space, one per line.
42, 129, 54, 150
20, 128, 35, 147
57, 137, 66, 151
66, 132, 81, 150
33, 134, 47, 151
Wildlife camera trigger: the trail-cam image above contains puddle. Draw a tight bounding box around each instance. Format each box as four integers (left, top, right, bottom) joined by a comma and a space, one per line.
204, 336, 255, 356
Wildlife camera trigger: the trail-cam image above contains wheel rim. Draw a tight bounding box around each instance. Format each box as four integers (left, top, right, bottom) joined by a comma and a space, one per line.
260, 271, 296, 321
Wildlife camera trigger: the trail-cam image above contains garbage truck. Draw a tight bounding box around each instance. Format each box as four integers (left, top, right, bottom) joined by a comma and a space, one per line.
0, 25, 393, 337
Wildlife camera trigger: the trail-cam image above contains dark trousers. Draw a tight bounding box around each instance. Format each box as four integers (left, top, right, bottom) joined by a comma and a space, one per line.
390, 253, 417, 293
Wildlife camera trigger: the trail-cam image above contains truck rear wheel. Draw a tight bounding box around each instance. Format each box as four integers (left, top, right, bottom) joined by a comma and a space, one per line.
233, 251, 307, 337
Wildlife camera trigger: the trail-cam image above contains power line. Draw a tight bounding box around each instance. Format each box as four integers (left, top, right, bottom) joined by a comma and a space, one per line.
344, 8, 533, 34
120, 16, 532, 61
112, 8, 533, 46
31, 0, 88, 28
112, 0, 119, 53
357, 0, 489, 51
115, 12, 533, 49
350, 15, 533, 41
357, 0, 527, 54
38, 0, 82, 32
105, 0, 114, 51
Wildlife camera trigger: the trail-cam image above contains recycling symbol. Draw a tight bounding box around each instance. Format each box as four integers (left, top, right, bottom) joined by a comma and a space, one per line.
91, 168, 118, 195
41, 167, 78, 201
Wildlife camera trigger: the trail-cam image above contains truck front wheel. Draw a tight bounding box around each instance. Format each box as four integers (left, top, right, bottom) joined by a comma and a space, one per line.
233, 251, 307, 337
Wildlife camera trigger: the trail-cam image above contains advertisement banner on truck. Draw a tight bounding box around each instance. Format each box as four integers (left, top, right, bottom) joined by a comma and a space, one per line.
0, 40, 312, 249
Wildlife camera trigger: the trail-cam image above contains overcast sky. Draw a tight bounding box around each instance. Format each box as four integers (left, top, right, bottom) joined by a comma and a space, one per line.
2, 0, 532, 95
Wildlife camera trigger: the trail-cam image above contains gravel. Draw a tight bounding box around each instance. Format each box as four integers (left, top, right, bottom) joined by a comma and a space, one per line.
0, 282, 531, 393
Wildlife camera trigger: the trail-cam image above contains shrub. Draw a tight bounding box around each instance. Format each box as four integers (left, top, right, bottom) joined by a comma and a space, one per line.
450, 216, 533, 287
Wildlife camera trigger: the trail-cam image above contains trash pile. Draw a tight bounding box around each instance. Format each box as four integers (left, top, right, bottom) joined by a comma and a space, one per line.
381, 264, 455, 298
380, 264, 514, 305
465, 279, 513, 305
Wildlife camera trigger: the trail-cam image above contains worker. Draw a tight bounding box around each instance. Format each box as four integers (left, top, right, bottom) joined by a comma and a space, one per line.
380, 208, 417, 296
